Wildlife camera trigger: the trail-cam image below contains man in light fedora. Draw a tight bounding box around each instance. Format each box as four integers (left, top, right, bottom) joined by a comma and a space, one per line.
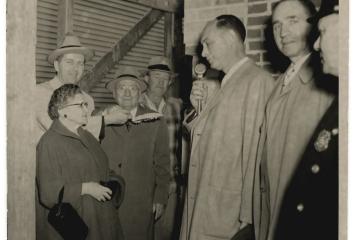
100, 66, 170, 240
141, 56, 183, 240
35, 33, 129, 143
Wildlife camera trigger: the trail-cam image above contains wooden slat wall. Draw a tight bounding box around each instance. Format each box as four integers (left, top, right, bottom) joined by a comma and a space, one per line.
36, 0, 167, 108
72, 0, 151, 69
90, 17, 165, 108
36, 0, 59, 84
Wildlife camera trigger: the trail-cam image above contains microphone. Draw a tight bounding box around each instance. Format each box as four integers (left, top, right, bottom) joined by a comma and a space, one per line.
194, 63, 207, 114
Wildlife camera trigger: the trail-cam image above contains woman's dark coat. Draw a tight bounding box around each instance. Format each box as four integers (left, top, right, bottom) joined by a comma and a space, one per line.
36, 120, 124, 240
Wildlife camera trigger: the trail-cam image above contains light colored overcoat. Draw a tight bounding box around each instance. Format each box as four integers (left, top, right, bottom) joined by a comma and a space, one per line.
253, 57, 334, 240
180, 59, 275, 240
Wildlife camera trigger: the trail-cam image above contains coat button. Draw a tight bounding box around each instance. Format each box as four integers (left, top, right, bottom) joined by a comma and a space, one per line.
118, 163, 122, 168
311, 164, 320, 174
297, 203, 304, 212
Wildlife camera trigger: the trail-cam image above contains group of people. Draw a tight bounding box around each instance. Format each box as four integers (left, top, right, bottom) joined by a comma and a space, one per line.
35, 33, 181, 239
181, 0, 339, 239
35, 0, 340, 239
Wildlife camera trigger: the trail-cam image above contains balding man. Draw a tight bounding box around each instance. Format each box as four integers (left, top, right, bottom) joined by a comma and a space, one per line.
180, 15, 275, 240
275, 0, 339, 239
253, 1, 334, 239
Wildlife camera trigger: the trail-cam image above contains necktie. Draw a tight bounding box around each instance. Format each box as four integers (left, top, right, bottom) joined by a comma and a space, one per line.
283, 63, 296, 87
125, 121, 131, 131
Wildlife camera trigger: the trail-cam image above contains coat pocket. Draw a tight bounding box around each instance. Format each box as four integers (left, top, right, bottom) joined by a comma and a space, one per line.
200, 186, 241, 238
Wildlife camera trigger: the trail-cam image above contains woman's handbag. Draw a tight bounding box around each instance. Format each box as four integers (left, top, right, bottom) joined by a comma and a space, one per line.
47, 187, 88, 240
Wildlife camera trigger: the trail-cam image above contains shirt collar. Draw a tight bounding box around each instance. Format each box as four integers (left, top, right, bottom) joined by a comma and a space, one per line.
143, 93, 166, 114
221, 57, 249, 87
130, 107, 138, 118
50, 76, 64, 90
288, 53, 311, 75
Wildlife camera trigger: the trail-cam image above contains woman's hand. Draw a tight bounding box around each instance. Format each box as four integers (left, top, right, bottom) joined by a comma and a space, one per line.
81, 182, 112, 202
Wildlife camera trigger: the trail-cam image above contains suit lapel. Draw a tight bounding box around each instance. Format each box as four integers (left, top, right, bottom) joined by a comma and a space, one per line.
279, 58, 314, 97
191, 59, 253, 153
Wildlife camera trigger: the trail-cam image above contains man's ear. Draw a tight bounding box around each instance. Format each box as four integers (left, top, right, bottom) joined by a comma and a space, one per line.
144, 74, 150, 83
112, 89, 117, 99
168, 76, 174, 86
54, 60, 59, 72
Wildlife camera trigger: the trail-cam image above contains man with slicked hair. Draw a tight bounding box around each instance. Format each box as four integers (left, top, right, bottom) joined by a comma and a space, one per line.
180, 15, 275, 240
253, 1, 334, 240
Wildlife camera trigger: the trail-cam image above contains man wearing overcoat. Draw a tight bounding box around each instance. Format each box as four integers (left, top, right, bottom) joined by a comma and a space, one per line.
180, 15, 275, 240
253, 1, 334, 239
275, 0, 339, 239
100, 66, 170, 240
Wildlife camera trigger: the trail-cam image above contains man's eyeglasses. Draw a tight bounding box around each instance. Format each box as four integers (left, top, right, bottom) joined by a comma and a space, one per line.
60, 102, 89, 109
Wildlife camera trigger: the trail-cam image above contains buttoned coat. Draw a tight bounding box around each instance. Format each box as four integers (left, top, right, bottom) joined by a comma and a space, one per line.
36, 120, 124, 240
253, 56, 334, 240
180, 59, 275, 240
274, 98, 338, 240
101, 105, 170, 240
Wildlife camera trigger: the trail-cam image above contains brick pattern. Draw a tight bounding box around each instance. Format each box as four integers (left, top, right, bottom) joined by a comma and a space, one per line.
184, 0, 321, 73
184, 0, 278, 69
245, 0, 279, 71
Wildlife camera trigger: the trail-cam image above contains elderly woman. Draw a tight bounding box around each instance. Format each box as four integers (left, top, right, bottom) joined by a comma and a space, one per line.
36, 84, 124, 240
100, 67, 170, 240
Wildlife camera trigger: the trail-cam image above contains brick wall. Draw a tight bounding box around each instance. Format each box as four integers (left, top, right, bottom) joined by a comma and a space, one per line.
184, 0, 321, 73
245, 0, 278, 71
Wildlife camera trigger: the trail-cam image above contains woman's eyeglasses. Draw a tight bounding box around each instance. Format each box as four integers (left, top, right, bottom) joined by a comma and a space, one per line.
60, 102, 89, 109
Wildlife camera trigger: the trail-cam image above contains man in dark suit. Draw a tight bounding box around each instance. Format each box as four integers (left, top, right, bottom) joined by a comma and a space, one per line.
275, 1, 339, 239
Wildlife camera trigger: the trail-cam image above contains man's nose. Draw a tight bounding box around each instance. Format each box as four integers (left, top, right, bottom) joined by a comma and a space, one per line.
158, 78, 165, 86
280, 24, 289, 37
124, 89, 131, 96
313, 37, 320, 51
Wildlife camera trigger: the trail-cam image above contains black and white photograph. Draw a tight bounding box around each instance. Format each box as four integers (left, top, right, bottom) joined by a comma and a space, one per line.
6, 0, 349, 239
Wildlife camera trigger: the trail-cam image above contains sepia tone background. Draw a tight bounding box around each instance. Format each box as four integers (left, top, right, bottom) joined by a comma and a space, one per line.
7, 0, 348, 239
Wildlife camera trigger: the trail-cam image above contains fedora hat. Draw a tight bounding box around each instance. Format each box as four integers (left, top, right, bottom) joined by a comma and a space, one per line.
48, 33, 94, 64
106, 66, 147, 92
147, 56, 172, 73
144, 56, 178, 79
307, 0, 339, 24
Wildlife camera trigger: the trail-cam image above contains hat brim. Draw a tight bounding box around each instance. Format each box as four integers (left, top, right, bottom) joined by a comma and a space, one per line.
142, 68, 179, 77
48, 47, 94, 64
307, 5, 339, 24
307, 12, 323, 24
106, 77, 147, 93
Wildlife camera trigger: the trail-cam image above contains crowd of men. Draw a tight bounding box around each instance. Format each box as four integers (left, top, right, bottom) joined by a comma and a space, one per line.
35, 0, 340, 239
